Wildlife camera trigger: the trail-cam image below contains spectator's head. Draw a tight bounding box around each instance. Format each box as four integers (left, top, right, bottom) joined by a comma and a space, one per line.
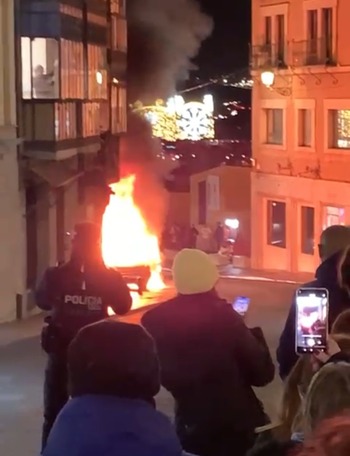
34, 64, 44, 76
332, 308, 350, 336
303, 362, 350, 434
299, 415, 350, 456
318, 226, 350, 262
172, 248, 219, 295
280, 356, 315, 439
281, 336, 350, 439
68, 320, 160, 402
71, 222, 102, 263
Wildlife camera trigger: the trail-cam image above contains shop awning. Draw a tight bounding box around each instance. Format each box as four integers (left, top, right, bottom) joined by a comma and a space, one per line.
29, 160, 83, 188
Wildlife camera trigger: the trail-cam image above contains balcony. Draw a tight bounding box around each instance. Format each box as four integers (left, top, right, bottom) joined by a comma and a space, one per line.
250, 42, 287, 71
21, 100, 109, 159
291, 37, 336, 67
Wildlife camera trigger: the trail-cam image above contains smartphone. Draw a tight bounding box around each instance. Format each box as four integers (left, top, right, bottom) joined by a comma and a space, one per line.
295, 287, 329, 354
232, 296, 250, 315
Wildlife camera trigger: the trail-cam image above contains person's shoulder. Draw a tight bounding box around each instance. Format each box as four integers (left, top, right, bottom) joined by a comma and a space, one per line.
248, 439, 300, 456
142, 298, 177, 324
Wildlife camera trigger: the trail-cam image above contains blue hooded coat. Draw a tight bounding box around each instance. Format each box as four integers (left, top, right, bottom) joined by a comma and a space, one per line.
43, 395, 191, 456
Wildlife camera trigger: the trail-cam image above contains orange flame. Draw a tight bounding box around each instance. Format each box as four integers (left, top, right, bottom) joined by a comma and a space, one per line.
101, 175, 165, 298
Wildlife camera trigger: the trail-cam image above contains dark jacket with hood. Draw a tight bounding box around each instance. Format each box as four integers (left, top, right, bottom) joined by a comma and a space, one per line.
142, 291, 275, 445
276, 251, 350, 380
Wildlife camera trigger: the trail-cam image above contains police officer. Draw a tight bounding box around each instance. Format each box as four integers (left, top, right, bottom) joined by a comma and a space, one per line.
35, 222, 132, 450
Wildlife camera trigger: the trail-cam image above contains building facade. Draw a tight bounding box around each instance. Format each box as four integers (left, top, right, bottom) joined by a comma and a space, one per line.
0, 0, 127, 322
251, 0, 350, 273
0, 0, 27, 322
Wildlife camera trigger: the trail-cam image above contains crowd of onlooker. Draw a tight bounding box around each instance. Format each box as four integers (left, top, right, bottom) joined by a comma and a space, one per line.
42, 224, 350, 456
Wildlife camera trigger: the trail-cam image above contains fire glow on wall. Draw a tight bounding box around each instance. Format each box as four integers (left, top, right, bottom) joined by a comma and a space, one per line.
133, 94, 215, 142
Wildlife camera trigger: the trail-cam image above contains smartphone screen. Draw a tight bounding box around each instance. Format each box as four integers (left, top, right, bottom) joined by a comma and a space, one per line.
295, 288, 329, 354
232, 296, 250, 315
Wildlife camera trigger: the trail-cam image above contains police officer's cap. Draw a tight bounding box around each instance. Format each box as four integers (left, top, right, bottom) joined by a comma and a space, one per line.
73, 222, 101, 244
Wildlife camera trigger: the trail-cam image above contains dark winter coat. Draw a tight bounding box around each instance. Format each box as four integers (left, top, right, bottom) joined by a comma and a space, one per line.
276, 251, 350, 380
142, 291, 275, 455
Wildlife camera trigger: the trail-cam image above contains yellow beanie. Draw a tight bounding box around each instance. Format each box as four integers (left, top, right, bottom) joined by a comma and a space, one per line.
172, 249, 219, 295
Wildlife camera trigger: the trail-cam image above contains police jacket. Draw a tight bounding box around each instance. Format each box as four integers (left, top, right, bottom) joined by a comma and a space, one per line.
35, 259, 132, 341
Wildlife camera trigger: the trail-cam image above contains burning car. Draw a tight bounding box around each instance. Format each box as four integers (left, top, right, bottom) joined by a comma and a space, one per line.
101, 175, 165, 297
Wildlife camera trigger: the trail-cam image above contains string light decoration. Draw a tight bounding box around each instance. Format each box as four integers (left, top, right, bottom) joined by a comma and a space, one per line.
133, 94, 215, 141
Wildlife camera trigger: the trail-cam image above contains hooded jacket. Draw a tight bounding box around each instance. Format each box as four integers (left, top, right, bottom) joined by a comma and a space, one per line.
277, 251, 350, 380
142, 292, 275, 436
42, 395, 190, 456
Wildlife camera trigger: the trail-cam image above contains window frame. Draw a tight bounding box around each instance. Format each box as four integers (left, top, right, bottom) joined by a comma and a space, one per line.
294, 99, 315, 151
324, 99, 350, 154
302, 0, 337, 66
300, 205, 315, 256
267, 199, 287, 249
260, 99, 287, 150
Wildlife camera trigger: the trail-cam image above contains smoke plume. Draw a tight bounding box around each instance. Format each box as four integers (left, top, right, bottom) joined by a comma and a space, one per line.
120, 114, 176, 237
128, 0, 213, 104
120, 0, 212, 237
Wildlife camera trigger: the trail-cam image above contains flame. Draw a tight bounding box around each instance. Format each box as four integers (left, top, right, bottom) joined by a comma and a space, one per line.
102, 174, 165, 299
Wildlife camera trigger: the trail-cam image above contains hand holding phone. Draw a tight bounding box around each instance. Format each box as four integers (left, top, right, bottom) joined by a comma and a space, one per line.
232, 296, 250, 316
295, 287, 329, 355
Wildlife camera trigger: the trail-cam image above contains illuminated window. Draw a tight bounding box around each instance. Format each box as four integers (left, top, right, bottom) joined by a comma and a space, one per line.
111, 85, 127, 133
330, 110, 350, 148
55, 103, 77, 140
267, 200, 286, 248
83, 102, 99, 137
265, 108, 283, 145
301, 206, 314, 255
59, 3, 83, 19
111, 0, 125, 15
323, 206, 345, 230
60, 40, 84, 99
87, 45, 107, 99
21, 37, 59, 99
298, 109, 312, 147
111, 16, 127, 51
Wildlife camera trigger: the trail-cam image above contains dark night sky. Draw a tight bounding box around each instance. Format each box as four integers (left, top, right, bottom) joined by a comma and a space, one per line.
196, 0, 251, 78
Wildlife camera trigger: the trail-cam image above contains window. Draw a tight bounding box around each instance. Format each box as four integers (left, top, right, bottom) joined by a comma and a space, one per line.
87, 45, 107, 99
55, 103, 77, 140
59, 3, 83, 19
83, 102, 100, 137
111, 0, 125, 15
267, 200, 286, 248
330, 110, 350, 149
301, 206, 315, 255
21, 37, 59, 99
265, 109, 283, 145
276, 14, 285, 63
111, 16, 127, 51
322, 8, 333, 62
323, 206, 345, 230
264, 16, 272, 46
298, 109, 312, 147
111, 84, 127, 133
198, 180, 207, 225
307, 9, 318, 62
60, 40, 84, 99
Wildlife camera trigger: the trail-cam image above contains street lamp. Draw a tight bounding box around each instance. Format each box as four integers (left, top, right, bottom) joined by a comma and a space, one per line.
261, 70, 275, 88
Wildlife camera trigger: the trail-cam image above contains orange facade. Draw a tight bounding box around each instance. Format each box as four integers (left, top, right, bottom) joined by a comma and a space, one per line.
252, 0, 350, 273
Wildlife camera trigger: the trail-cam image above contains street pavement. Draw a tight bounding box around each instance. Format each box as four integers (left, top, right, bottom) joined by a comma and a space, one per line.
0, 277, 297, 456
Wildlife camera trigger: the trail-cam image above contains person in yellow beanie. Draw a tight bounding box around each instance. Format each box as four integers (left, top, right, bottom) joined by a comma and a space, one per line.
172, 249, 219, 295
142, 248, 275, 456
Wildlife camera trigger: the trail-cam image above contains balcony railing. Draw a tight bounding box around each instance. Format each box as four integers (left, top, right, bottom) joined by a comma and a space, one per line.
291, 37, 335, 67
250, 43, 287, 70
